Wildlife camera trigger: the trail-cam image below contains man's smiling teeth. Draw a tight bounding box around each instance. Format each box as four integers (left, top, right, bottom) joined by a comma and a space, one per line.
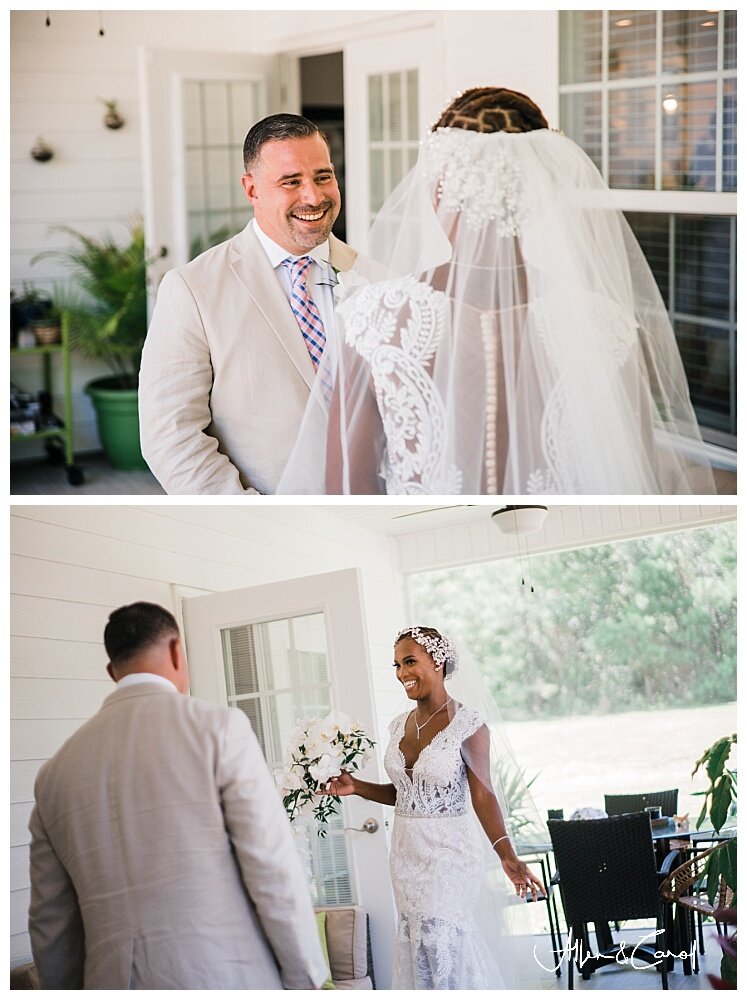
294, 210, 325, 221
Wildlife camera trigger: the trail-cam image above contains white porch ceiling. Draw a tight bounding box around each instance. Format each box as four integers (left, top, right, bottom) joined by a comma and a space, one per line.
325, 503, 736, 573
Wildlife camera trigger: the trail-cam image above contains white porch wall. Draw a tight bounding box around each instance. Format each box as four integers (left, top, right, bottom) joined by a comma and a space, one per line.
11, 9, 559, 458
9, 504, 408, 968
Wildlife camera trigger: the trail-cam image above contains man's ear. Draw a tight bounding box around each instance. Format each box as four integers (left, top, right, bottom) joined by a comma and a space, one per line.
106, 662, 116, 682
241, 173, 258, 203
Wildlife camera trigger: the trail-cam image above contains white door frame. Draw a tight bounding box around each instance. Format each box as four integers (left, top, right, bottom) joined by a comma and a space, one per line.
181, 568, 396, 988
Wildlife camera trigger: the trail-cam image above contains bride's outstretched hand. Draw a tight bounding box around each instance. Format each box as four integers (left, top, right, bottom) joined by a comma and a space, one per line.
500, 856, 546, 901
322, 771, 356, 797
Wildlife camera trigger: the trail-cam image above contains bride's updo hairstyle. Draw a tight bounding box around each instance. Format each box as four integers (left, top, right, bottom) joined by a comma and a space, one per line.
432, 86, 548, 134
395, 626, 458, 678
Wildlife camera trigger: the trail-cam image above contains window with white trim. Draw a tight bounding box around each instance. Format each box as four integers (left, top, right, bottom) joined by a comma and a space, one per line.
560, 10, 737, 449
221, 613, 354, 907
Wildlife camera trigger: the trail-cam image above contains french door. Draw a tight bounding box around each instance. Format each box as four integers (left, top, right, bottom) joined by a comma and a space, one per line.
181, 568, 395, 987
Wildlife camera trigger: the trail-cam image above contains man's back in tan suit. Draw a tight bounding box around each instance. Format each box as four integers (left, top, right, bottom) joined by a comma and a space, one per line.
28, 603, 326, 989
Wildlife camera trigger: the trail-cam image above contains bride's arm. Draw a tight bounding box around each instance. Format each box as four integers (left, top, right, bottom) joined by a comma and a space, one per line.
324, 771, 396, 807
464, 726, 546, 898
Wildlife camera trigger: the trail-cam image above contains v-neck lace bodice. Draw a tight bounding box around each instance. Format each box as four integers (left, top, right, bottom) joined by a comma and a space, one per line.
384, 705, 483, 819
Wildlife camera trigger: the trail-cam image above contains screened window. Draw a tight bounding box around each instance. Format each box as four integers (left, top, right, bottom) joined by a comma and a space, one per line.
221, 613, 354, 907
367, 70, 419, 222
183, 79, 261, 259
560, 10, 737, 451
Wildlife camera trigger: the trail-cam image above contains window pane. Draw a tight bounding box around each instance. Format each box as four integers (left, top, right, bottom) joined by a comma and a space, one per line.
183, 81, 203, 145
624, 212, 670, 307
222, 625, 260, 696
608, 10, 656, 79
662, 81, 717, 191
560, 92, 602, 173
234, 696, 266, 756
185, 150, 205, 212
609, 87, 655, 188
560, 10, 603, 84
723, 79, 737, 193
674, 216, 731, 322
369, 74, 383, 142
231, 81, 259, 145
389, 148, 404, 189
724, 10, 737, 69
370, 149, 384, 213
406, 70, 419, 140
663, 10, 719, 74
675, 320, 731, 431
203, 81, 231, 145
205, 149, 232, 210
387, 72, 403, 140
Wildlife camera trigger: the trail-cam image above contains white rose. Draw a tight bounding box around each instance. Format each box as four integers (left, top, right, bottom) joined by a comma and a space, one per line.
309, 753, 343, 786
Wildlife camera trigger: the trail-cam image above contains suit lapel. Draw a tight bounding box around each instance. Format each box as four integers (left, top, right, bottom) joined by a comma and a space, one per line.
329, 234, 358, 273
229, 223, 316, 390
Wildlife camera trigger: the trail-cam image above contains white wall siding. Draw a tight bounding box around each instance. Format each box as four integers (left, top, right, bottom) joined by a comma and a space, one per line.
9, 505, 407, 968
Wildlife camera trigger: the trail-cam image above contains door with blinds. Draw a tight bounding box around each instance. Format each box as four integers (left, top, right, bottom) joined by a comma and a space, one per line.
139, 47, 282, 296
343, 27, 444, 250
181, 568, 395, 987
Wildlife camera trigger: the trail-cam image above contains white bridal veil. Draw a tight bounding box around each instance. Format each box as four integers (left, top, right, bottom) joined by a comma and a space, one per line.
277, 127, 716, 495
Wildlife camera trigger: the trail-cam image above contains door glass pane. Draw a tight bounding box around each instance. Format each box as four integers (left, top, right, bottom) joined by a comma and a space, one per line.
203, 81, 231, 144
662, 81, 717, 191
220, 613, 354, 906
560, 92, 602, 172
369, 74, 384, 142
724, 10, 737, 69
723, 79, 736, 193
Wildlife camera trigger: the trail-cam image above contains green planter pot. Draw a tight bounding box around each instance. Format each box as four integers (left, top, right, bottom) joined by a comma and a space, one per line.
85, 376, 148, 471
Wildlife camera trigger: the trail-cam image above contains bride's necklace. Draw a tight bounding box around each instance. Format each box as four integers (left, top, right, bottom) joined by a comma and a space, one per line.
414, 697, 451, 740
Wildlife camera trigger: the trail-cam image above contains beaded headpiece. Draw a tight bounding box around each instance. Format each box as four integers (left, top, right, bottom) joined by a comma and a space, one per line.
395, 627, 459, 675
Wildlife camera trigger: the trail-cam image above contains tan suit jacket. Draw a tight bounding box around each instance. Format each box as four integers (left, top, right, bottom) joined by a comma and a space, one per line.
138, 223, 357, 494
28, 683, 328, 989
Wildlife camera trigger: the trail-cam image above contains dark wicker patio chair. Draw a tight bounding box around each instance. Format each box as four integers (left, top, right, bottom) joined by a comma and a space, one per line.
659, 842, 734, 974
549, 813, 670, 989
604, 789, 678, 817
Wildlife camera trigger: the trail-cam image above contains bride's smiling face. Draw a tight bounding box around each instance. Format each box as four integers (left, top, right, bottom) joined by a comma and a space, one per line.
394, 638, 443, 700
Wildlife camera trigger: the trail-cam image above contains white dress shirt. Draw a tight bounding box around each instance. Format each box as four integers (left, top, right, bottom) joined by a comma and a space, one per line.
252, 218, 337, 339
116, 672, 177, 692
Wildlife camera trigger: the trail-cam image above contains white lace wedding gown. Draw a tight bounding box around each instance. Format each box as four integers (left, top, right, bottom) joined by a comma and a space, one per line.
384, 705, 506, 989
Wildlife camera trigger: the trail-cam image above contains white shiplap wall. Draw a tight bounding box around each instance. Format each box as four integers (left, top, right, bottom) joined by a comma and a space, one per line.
10, 10, 266, 457
9, 504, 408, 968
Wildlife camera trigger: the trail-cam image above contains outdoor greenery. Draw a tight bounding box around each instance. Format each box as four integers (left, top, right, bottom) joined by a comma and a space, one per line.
410, 524, 736, 721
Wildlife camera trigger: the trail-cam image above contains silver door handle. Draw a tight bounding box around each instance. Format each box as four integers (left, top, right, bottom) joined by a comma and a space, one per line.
344, 817, 379, 834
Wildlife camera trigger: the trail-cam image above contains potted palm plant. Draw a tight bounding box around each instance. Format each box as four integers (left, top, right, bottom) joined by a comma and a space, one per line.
33, 219, 156, 470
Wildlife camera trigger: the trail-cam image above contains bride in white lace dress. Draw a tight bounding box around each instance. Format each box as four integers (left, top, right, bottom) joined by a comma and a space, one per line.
277, 86, 715, 496
325, 627, 544, 989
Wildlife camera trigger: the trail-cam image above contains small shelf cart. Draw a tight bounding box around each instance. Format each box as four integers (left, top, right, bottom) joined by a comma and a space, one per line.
10, 312, 84, 486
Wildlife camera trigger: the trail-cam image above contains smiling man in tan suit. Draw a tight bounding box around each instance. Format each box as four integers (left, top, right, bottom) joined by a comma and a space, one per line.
138, 113, 357, 494
28, 602, 327, 989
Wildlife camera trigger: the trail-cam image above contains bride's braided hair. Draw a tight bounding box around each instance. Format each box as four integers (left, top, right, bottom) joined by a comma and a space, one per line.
432, 86, 548, 134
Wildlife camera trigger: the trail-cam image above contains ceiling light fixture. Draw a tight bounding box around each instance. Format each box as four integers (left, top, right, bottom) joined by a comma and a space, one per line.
491, 505, 548, 536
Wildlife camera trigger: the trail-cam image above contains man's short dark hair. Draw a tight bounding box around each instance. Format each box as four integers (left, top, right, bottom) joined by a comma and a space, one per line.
104, 602, 179, 666
243, 113, 328, 172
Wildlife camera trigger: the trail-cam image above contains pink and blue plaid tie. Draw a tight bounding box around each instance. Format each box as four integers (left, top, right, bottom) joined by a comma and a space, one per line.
282, 256, 327, 370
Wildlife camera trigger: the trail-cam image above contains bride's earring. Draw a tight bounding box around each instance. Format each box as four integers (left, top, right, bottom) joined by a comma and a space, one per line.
434, 664, 441, 671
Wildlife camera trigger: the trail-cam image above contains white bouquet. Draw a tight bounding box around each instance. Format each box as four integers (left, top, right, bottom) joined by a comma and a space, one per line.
277, 711, 375, 836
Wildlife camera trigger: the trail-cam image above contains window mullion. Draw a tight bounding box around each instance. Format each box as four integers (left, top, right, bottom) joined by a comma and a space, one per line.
654, 10, 663, 191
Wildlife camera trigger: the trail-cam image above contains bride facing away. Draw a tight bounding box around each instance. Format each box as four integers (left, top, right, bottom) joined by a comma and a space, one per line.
278, 87, 716, 496
324, 627, 548, 990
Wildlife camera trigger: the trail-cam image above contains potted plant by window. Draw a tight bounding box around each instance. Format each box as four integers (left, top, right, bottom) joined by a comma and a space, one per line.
33, 219, 156, 470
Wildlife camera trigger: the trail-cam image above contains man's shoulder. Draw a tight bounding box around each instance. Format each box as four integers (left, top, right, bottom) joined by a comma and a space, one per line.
165, 222, 255, 284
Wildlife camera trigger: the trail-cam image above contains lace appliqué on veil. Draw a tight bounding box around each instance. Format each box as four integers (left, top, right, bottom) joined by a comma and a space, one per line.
340, 276, 463, 494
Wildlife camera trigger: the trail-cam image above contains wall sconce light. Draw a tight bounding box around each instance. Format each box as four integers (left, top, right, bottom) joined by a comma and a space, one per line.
663, 94, 678, 115
31, 137, 54, 162
100, 99, 125, 130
